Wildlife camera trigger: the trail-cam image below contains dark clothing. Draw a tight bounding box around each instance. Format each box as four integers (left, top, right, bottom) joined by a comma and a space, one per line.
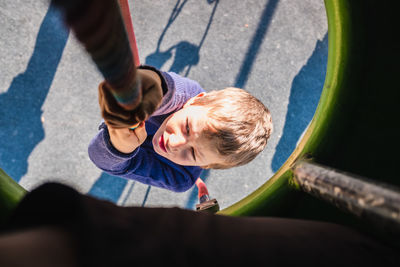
5, 183, 399, 267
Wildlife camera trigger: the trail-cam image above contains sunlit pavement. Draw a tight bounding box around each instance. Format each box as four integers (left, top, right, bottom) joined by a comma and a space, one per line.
0, 0, 327, 210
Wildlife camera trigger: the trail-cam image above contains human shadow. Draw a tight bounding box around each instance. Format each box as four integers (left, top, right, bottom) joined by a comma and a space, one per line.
271, 33, 328, 171
145, 40, 200, 76
90, 0, 219, 206
144, 0, 189, 69
0, 3, 69, 182
145, 0, 219, 76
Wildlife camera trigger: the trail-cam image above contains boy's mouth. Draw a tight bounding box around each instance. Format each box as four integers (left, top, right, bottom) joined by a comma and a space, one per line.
159, 134, 167, 153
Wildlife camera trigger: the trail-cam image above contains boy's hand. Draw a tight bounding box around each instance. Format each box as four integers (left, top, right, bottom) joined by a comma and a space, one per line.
107, 122, 147, 154
98, 69, 163, 129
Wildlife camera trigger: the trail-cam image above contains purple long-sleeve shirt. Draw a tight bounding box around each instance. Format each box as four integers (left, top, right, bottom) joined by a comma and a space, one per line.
88, 67, 204, 192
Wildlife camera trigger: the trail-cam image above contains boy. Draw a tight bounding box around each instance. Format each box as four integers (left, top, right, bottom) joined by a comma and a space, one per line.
88, 65, 273, 192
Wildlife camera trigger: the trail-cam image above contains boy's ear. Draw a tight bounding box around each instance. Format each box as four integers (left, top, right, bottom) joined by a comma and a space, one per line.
184, 92, 206, 107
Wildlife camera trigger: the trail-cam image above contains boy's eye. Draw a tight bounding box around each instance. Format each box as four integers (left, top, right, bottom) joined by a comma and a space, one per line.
185, 118, 195, 161
191, 147, 196, 161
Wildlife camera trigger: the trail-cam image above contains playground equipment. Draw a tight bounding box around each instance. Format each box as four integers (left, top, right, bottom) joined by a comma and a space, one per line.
1, 0, 399, 248
219, 0, 400, 246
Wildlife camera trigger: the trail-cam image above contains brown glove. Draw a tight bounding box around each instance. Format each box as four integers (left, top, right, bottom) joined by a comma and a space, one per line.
98, 69, 163, 128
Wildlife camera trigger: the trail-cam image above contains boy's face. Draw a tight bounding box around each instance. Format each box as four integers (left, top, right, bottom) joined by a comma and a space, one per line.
152, 94, 223, 167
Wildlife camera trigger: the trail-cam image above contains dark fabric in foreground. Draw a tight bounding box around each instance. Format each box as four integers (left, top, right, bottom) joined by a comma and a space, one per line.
5, 183, 399, 267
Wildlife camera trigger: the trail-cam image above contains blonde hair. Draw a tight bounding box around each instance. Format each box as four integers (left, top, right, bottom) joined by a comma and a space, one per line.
191, 87, 273, 169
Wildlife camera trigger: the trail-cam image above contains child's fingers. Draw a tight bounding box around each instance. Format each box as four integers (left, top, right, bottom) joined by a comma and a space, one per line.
131, 122, 147, 144
136, 122, 147, 142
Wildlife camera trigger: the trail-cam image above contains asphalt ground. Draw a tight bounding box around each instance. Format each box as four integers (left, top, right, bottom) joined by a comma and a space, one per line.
0, 0, 327, 210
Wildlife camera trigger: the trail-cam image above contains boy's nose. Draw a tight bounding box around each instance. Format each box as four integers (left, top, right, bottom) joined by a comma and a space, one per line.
169, 134, 187, 150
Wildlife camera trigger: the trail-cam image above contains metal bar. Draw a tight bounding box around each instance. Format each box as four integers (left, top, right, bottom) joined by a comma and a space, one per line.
52, 0, 140, 110
293, 161, 400, 235
118, 0, 140, 67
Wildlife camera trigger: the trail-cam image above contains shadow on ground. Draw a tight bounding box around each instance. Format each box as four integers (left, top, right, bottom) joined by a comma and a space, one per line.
271, 33, 328, 171
0, 3, 69, 182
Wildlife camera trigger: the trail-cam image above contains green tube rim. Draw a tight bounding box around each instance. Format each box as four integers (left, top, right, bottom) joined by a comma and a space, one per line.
219, 0, 350, 216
